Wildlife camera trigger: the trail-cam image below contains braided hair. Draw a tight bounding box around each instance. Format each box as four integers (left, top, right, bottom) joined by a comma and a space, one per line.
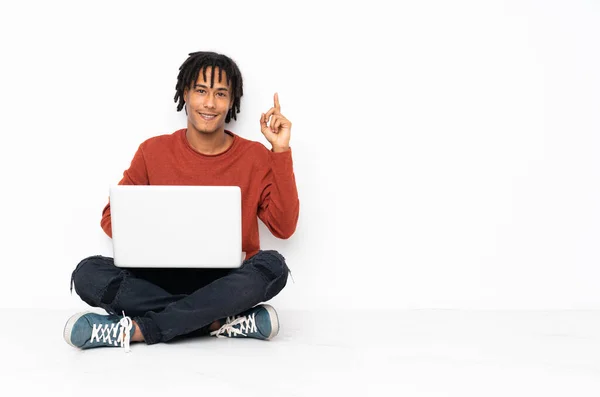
174, 51, 243, 123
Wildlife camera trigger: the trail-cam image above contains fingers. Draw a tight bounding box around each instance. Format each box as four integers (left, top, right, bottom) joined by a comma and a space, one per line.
262, 93, 282, 129
261, 113, 280, 133
260, 113, 271, 132
271, 115, 282, 132
260, 113, 267, 130
261, 113, 279, 132
269, 114, 290, 133
263, 92, 288, 134
264, 107, 276, 120
274, 92, 281, 112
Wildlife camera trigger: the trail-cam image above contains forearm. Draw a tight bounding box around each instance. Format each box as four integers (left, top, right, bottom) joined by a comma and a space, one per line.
99, 158, 148, 238
260, 149, 300, 238
100, 203, 113, 238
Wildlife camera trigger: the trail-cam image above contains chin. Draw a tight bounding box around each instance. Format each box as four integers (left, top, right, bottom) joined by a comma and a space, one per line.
192, 119, 224, 134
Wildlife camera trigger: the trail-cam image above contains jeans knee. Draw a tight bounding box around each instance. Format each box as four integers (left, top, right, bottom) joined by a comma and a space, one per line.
70, 255, 120, 306
255, 250, 288, 278
71, 256, 101, 288
253, 250, 289, 301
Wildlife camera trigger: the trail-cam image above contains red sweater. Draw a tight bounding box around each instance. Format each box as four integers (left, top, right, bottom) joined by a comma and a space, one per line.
101, 128, 300, 260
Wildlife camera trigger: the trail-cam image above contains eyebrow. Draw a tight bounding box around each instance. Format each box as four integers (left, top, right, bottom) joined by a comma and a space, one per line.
194, 84, 229, 91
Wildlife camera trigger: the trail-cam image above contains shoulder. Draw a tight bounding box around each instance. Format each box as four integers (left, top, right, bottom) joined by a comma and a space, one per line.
233, 133, 272, 164
138, 129, 184, 153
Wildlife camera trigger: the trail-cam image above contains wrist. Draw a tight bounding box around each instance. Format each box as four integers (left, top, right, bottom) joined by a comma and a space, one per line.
272, 145, 290, 153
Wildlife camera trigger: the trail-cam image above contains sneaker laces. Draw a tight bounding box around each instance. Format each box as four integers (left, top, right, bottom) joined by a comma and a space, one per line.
90, 311, 133, 353
210, 313, 257, 338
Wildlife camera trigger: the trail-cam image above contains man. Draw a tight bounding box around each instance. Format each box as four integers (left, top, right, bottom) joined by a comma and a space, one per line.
64, 51, 299, 352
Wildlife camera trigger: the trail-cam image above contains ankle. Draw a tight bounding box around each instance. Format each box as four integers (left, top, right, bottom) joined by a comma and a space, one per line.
209, 320, 221, 332
130, 320, 145, 342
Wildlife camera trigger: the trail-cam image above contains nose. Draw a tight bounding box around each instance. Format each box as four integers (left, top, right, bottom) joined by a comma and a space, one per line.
203, 94, 216, 109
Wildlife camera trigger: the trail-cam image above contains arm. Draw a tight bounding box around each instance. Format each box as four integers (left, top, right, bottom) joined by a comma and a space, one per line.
258, 148, 300, 239
258, 93, 299, 239
100, 144, 149, 237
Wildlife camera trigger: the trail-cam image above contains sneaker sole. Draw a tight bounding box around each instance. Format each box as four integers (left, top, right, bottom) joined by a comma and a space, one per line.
63, 311, 92, 348
262, 304, 280, 340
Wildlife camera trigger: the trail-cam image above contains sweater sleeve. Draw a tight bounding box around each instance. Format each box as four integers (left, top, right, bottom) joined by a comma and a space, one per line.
100, 144, 150, 238
257, 148, 300, 239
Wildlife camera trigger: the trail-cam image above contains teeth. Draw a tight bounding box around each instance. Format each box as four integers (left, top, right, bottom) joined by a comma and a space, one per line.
200, 114, 216, 119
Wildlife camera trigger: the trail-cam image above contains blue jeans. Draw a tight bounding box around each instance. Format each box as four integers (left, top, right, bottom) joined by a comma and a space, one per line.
70, 250, 290, 344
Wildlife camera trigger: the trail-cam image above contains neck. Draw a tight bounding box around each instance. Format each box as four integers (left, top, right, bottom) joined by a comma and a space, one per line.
185, 126, 231, 155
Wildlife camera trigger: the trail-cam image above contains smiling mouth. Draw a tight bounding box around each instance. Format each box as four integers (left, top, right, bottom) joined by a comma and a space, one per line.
199, 113, 217, 121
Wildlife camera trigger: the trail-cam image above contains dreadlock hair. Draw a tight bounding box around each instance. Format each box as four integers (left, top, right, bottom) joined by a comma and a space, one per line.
174, 51, 243, 123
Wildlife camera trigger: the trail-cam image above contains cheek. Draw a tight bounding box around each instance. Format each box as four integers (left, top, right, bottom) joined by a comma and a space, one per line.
187, 96, 197, 109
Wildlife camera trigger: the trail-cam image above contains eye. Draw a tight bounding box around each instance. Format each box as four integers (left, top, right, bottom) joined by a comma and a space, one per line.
217, 92, 227, 97
196, 89, 206, 94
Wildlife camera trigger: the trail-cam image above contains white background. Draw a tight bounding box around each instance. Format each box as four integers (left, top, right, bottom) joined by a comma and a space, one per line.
0, 0, 598, 311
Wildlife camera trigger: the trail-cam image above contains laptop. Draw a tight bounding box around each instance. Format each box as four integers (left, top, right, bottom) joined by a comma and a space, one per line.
109, 185, 245, 268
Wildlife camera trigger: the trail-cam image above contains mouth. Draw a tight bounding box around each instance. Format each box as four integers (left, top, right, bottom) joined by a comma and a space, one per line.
198, 112, 218, 121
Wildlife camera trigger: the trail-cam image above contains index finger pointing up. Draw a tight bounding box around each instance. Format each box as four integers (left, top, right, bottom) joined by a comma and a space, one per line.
274, 92, 281, 112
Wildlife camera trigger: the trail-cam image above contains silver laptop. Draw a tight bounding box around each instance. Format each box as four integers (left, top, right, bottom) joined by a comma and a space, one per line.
109, 185, 244, 268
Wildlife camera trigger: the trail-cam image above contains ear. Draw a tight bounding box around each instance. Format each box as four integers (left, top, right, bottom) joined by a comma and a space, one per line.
182, 88, 190, 115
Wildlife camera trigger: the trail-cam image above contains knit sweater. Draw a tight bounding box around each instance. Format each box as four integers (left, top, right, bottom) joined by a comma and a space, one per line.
101, 128, 300, 260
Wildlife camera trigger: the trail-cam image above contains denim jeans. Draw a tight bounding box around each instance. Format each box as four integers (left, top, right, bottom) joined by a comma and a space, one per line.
70, 250, 290, 344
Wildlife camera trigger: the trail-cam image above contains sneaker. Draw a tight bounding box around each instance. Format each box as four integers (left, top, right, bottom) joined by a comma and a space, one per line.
63, 311, 134, 352
210, 304, 279, 340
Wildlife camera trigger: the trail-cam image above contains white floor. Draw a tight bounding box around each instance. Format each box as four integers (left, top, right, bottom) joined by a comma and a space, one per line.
1, 309, 599, 396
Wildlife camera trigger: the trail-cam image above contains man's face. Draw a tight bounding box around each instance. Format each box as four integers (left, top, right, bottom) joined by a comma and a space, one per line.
184, 67, 233, 135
